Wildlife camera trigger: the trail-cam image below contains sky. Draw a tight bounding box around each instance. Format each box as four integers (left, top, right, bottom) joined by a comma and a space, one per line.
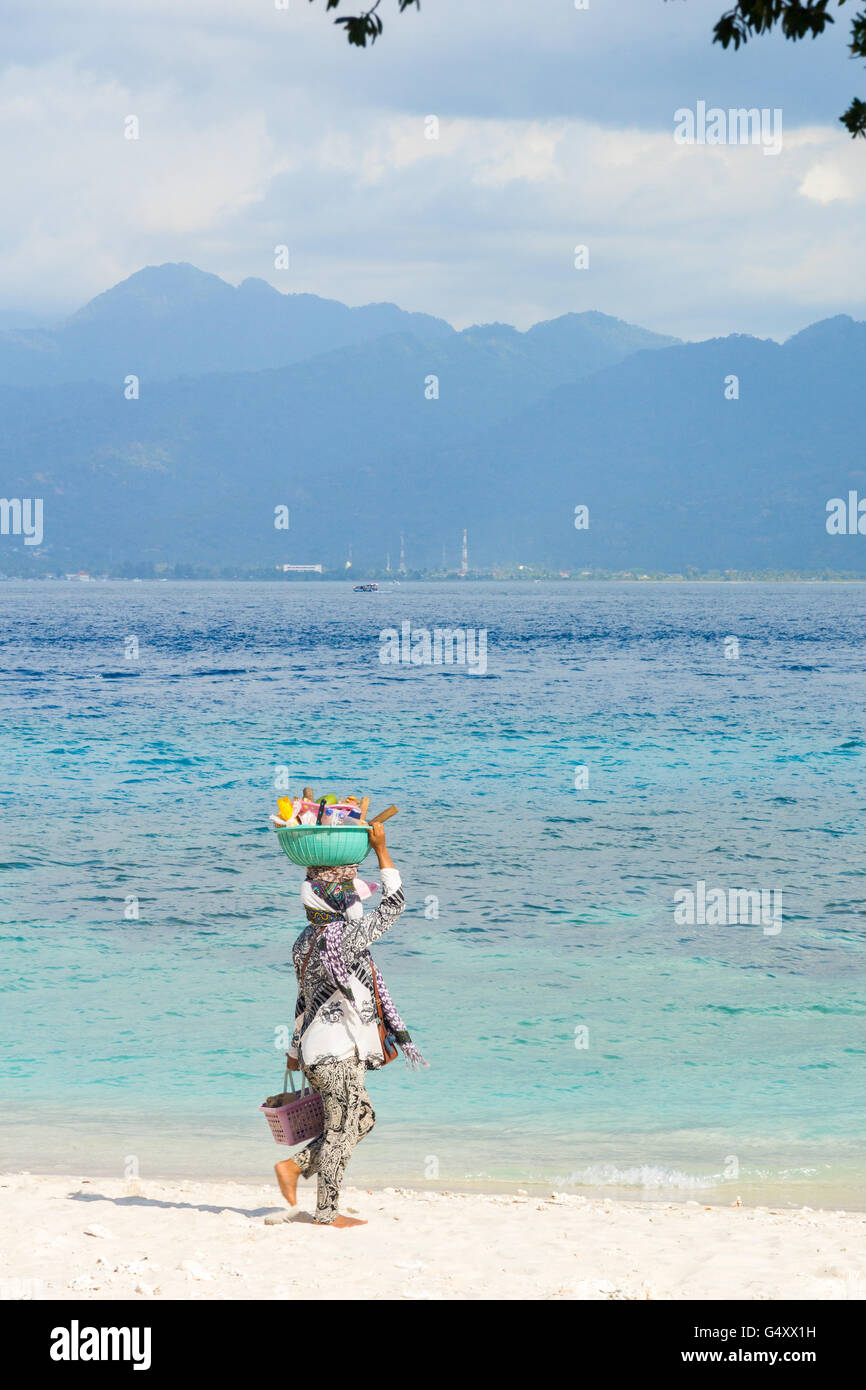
1, 0, 864, 341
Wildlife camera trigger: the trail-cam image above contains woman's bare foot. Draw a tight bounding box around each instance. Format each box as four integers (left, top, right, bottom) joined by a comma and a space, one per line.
274, 1159, 302, 1206
326, 1215, 367, 1228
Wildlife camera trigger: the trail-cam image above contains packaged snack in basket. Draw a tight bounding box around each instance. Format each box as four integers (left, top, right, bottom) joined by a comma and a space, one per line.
271, 788, 371, 829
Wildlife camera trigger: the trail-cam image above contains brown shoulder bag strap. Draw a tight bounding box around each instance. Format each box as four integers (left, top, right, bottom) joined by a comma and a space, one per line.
369, 960, 385, 1024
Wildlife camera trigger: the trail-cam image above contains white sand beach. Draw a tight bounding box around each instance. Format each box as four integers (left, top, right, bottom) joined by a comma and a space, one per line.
1, 1172, 863, 1301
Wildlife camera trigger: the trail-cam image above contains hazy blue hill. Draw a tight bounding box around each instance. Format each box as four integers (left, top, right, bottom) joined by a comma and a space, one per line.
0, 263, 455, 386
782, 313, 863, 353
0, 264, 862, 574
1, 325, 638, 568
459, 311, 679, 375
462, 318, 866, 571
522, 310, 680, 371
0, 264, 677, 392
0, 263, 682, 393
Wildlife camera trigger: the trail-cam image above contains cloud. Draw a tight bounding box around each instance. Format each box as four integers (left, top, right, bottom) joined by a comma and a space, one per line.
248, 109, 866, 339
0, 59, 290, 310
2, 0, 853, 125
0, 2, 863, 338
798, 148, 866, 205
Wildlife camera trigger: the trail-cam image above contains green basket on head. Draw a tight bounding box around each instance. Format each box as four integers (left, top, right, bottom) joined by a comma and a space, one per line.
275, 825, 373, 868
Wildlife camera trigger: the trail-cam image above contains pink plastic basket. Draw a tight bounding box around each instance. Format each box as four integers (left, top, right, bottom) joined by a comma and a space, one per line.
261, 1058, 324, 1146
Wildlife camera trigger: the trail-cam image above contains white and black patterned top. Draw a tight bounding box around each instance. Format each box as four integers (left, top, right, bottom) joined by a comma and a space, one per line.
289, 867, 405, 1069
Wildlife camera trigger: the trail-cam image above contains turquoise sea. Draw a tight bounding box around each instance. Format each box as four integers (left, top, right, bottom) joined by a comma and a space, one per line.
1, 580, 864, 1206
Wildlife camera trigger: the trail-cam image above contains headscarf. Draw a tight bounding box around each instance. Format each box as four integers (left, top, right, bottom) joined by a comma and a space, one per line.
302, 865, 428, 1070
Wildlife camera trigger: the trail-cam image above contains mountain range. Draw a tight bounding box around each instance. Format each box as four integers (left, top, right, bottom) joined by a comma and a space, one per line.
0, 262, 863, 574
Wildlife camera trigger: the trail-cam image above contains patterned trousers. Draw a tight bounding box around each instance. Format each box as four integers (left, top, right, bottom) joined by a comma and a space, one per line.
293, 1056, 376, 1224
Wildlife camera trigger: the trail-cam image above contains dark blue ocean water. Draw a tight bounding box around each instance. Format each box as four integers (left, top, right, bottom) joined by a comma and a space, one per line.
1, 580, 864, 1204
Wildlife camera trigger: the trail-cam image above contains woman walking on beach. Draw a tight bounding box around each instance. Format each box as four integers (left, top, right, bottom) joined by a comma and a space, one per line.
274, 821, 426, 1228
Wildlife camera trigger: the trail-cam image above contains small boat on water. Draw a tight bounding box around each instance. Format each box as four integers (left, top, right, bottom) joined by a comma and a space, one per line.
352, 582, 379, 592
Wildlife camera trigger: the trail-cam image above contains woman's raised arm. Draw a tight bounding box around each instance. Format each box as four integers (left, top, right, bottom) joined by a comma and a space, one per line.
341, 822, 404, 963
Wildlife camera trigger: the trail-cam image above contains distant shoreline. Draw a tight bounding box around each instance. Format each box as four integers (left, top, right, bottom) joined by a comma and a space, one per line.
4, 571, 866, 584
